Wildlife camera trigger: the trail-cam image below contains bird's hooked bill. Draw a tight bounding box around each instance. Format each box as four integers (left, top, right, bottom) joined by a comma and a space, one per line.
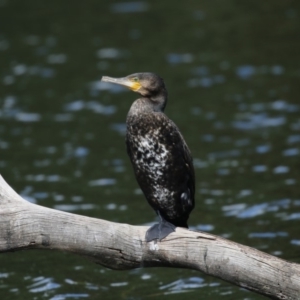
101, 76, 141, 92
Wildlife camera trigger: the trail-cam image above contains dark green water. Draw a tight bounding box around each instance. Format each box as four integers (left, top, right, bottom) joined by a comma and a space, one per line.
1, 1, 300, 299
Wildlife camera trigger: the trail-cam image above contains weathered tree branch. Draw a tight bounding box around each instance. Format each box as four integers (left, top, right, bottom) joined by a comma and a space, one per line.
0, 174, 299, 299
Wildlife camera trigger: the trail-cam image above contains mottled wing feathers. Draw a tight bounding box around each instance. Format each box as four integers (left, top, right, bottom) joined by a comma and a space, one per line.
177, 128, 195, 205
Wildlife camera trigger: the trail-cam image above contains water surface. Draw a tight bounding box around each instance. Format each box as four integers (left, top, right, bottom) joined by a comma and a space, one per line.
0, 1, 300, 299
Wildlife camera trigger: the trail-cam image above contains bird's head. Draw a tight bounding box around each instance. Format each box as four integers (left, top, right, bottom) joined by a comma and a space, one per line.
102, 72, 167, 99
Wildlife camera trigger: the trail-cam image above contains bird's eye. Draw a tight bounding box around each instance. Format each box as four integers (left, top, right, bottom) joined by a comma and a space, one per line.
132, 77, 139, 82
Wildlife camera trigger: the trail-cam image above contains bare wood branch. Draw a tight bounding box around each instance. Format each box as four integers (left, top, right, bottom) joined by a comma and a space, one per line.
0, 174, 299, 299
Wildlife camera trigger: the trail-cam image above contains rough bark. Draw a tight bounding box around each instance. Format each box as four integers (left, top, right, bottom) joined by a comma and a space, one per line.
0, 174, 299, 299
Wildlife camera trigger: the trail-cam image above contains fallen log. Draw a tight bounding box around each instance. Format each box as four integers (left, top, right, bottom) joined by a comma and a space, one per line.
0, 174, 299, 299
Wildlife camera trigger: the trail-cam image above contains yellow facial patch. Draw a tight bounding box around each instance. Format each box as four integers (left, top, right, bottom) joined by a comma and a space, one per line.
129, 81, 141, 91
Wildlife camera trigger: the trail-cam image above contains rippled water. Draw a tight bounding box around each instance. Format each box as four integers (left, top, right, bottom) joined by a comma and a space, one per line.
1, 1, 300, 299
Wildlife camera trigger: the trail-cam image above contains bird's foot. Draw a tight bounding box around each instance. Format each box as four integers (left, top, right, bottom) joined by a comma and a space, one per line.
145, 220, 176, 242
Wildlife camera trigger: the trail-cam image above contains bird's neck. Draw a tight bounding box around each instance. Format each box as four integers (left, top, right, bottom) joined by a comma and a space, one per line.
149, 87, 168, 112
128, 95, 167, 117
128, 88, 168, 116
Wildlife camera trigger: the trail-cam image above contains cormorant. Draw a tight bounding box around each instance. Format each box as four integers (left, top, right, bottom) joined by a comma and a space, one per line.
101, 73, 195, 242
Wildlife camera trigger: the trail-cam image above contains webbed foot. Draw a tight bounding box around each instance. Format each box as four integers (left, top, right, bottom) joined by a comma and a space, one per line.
145, 219, 176, 242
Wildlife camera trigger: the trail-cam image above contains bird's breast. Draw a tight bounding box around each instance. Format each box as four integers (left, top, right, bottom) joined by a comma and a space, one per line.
129, 129, 169, 180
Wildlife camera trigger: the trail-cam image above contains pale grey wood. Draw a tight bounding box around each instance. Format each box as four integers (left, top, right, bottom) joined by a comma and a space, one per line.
0, 174, 299, 299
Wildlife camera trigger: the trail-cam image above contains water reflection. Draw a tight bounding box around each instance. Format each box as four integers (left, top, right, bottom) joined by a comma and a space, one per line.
232, 114, 286, 130
50, 294, 88, 300
96, 48, 127, 59
291, 240, 300, 246
249, 232, 288, 239
47, 54, 67, 64
159, 277, 206, 294
236, 65, 285, 80
110, 282, 128, 287
110, 1, 149, 14
110, 123, 127, 135
28, 277, 61, 293
187, 65, 226, 88
273, 166, 289, 174
223, 198, 292, 219
252, 165, 267, 173
64, 100, 116, 115
88, 178, 116, 186
25, 174, 64, 182
167, 53, 194, 65
283, 148, 299, 156
54, 204, 97, 212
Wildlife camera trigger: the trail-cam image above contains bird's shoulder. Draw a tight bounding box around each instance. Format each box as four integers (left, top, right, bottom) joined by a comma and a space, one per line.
128, 111, 174, 133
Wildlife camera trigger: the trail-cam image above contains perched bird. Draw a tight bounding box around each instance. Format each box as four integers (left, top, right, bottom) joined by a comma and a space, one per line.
101, 73, 195, 242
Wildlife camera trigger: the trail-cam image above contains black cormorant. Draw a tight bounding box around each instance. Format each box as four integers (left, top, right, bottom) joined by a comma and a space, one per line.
101, 73, 195, 242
